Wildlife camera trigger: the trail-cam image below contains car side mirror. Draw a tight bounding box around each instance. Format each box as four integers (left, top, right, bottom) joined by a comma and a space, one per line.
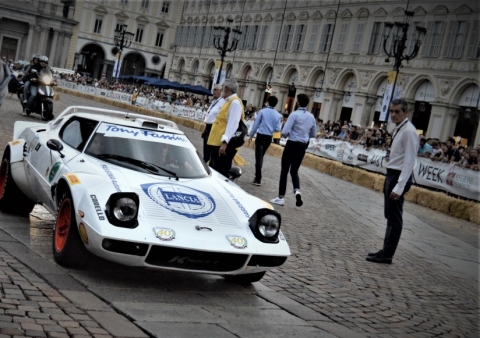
228, 166, 242, 181
47, 139, 65, 158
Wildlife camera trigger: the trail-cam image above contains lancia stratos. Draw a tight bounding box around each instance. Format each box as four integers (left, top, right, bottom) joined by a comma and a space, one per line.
0, 106, 290, 283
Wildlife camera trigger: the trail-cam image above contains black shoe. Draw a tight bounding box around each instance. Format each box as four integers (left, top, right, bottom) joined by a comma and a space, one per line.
368, 249, 383, 257
250, 180, 261, 186
366, 254, 392, 264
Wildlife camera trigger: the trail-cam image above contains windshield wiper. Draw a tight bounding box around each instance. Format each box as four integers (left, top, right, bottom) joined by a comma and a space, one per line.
97, 154, 179, 180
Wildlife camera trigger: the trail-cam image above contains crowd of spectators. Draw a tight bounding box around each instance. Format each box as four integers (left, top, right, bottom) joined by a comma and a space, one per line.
314, 118, 479, 171
53, 71, 212, 109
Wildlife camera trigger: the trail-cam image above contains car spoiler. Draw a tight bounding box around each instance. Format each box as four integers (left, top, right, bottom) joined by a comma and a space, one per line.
53, 106, 179, 131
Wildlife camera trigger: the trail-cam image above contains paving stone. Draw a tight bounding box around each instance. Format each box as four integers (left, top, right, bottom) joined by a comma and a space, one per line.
24, 330, 47, 337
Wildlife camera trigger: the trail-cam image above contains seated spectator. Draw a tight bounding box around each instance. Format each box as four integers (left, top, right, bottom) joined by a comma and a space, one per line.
418, 136, 433, 157
349, 125, 360, 141
325, 123, 340, 139
351, 129, 365, 145
445, 137, 461, 162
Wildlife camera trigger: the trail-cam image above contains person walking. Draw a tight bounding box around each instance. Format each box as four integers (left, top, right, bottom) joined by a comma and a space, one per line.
248, 95, 282, 186
366, 98, 418, 264
201, 84, 225, 163
270, 93, 316, 207
207, 78, 244, 177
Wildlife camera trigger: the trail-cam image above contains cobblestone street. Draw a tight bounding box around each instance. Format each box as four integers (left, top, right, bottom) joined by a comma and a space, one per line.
0, 93, 478, 338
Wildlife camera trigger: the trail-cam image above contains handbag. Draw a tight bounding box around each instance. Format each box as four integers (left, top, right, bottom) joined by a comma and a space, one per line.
227, 119, 248, 149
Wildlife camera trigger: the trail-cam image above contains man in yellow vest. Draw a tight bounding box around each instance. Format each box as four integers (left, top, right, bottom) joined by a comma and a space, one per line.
207, 78, 244, 177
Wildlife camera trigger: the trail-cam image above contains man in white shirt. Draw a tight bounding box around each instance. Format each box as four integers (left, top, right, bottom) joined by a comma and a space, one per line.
367, 98, 418, 264
201, 84, 225, 162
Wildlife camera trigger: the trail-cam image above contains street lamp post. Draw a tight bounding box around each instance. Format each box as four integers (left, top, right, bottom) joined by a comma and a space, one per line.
213, 18, 241, 85
382, 8, 426, 125
113, 24, 134, 80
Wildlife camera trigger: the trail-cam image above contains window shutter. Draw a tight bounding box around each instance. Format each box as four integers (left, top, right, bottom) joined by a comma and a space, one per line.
442, 21, 454, 57
421, 22, 433, 56
319, 24, 328, 52
466, 20, 479, 58
271, 24, 281, 50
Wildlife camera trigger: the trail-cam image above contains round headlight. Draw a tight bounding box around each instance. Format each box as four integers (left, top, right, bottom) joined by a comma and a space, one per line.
113, 198, 137, 221
258, 214, 280, 237
42, 75, 52, 85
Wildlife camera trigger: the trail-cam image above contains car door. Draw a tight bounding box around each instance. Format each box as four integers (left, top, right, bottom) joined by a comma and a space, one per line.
25, 116, 98, 212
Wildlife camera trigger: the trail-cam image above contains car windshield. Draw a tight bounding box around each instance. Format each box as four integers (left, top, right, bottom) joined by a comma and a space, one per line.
84, 122, 209, 179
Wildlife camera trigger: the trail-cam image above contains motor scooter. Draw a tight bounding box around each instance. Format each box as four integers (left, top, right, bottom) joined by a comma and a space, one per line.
20, 68, 55, 121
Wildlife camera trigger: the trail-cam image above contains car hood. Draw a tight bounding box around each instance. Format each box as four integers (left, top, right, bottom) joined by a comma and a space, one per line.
84, 159, 266, 229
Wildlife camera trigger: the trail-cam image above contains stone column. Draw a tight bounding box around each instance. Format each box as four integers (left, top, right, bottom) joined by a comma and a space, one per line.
324, 93, 343, 122
361, 96, 377, 127
66, 0, 85, 70
60, 32, 71, 68
37, 26, 49, 55
49, 30, 59, 66
24, 24, 35, 60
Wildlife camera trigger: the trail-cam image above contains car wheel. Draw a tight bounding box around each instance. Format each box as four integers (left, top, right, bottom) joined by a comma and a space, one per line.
0, 149, 35, 216
53, 189, 87, 267
224, 271, 266, 284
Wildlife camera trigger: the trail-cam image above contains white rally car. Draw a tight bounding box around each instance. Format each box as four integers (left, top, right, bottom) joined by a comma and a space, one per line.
0, 106, 290, 283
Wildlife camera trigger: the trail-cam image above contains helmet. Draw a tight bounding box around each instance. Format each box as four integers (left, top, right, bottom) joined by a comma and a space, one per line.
39, 56, 48, 64
33, 54, 40, 60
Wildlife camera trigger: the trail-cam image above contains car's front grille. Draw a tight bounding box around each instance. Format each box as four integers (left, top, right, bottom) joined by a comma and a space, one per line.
145, 246, 248, 272
247, 255, 288, 267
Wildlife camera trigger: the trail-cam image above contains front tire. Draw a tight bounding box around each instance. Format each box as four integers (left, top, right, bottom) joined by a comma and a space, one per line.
0, 148, 35, 216
224, 271, 266, 284
53, 189, 87, 267
41, 102, 54, 121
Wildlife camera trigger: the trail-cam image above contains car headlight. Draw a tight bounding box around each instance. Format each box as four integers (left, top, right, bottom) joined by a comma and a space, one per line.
113, 197, 138, 221
105, 193, 139, 228
42, 75, 52, 85
248, 208, 281, 243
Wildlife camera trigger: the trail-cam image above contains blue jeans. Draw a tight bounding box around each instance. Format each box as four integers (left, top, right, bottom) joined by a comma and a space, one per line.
382, 169, 413, 257
23, 81, 30, 101
26, 85, 37, 110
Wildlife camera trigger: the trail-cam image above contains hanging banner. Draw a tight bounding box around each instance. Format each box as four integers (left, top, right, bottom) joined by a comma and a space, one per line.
379, 71, 405, 121
113, 53, 122, 79
211, 60, 226, 91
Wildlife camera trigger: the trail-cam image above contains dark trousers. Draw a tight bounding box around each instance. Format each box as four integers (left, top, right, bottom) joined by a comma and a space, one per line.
382, 169, 413, 257
210, 145, 237, 178
26, 85, 37, 110
278, 140, 308, 197
254, 134, 272, 182
202, 124, 213, 163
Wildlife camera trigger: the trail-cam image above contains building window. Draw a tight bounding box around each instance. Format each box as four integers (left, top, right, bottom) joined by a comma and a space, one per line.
141, 0, 149, 8
293, 24, 305, 52
94, 16, 103, 34
189, 26, 197, 47
162, 2, 170, 13
467, 20, 479, 58
181, 26, 188, 46
196, 26, 204, 47
319, 23, 333, 53
407, 21, 421, 55
280, 24, 293, 51
247, 25, 259, 50
351, 23, 365, 53
445, 21, 467, 58
115, 20, 124, 33
174, 26, 182, 45
336, 23, 349, 53
136, 25, 144, 42
258, 25, 269, 51
307, 24, 319, 52
368, 22, 383, 54
239, 26, 249, 50
426, 21, 444, 57
271, 24, 281, 50
155, 30, 164, 47
203, 26, 211, 47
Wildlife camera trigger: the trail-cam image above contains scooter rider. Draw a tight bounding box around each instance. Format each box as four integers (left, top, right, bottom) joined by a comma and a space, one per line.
22, 54, 40, 104
24, 55, 48, 115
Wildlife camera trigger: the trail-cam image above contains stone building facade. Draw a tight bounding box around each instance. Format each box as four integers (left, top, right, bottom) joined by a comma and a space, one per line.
72, 0, 181, 81
0, 0, 77, 68
168, 0, 480, 146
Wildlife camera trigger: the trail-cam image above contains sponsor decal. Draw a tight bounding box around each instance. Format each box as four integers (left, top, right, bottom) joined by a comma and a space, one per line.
141, 183, 216, 219
78, 223, 88, 244
48, 162, 62, 182
90, 195, 105, 220
35, 143, 41, 151
370, 154, 386, 168
220, 185, 250, 218
325, 144, 336, 151
152, 227, 176, 241
65, 173, 81, 185
357, 154, 368, 162
44, 167, 49, 177
446, 171, 474, 190
101, 164, 121, 192
418, 163, 445, 183
226, 235, 248, 249
10, 140, 21, 146
104, 124, 187, 142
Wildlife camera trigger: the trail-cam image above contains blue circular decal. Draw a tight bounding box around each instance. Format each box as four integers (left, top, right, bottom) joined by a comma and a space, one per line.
141, 183, 216, 219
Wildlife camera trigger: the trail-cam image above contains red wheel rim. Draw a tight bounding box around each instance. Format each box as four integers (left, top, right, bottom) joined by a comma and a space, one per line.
55, 198, 71, 252
0, 159, 8, 199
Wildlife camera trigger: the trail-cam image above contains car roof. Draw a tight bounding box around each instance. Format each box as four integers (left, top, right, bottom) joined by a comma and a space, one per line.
55, 106, 182, 135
